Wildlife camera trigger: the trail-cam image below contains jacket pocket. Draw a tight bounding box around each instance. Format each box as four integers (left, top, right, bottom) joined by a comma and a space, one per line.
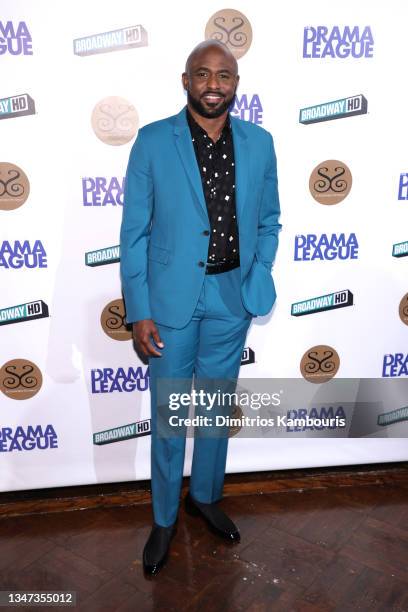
148, 244, 169, 264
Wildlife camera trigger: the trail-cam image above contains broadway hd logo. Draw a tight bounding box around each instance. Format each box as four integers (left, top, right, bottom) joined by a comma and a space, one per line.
392, 240, 408, 258
85, 245, 120, 266
299, 94, 367, 124
0, 300, 49, 326
74, 24, 148, 56
291, 290, 353, 316
0, 93, 35, 120
93, 419, 151, 445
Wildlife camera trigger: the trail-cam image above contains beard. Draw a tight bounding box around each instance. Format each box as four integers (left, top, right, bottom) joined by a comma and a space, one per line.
187, 89, 235, 119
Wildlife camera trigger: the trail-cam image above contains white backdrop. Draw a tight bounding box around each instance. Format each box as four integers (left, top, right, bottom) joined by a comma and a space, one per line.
1, 0, 407, 492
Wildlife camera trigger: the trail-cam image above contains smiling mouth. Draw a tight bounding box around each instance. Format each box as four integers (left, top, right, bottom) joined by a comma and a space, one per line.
202, 94, 224, 103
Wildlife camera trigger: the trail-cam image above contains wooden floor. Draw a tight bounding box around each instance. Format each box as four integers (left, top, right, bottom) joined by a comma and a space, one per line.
0, 476, 407, 611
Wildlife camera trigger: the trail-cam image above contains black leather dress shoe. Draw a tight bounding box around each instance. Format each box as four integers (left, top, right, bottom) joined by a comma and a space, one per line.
143, 522, 177, 576
184, 492, 240, 542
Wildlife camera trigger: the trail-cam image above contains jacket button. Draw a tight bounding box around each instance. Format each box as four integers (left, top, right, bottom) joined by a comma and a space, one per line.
198, 261, 205, 267
203, 230, 210, 236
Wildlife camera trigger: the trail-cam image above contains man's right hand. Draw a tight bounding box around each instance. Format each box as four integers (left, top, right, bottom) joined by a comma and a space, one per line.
132, 319, 164, 357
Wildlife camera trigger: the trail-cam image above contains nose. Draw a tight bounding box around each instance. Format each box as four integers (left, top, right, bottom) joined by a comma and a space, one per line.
207, 73, 221, 90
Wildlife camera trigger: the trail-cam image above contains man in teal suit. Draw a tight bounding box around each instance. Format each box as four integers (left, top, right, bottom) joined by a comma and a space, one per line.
120, 40, 281, 576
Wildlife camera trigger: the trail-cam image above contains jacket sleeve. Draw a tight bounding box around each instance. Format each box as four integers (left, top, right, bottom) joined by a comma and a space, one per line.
256, 133, 282, 271
120, 130, 154, 323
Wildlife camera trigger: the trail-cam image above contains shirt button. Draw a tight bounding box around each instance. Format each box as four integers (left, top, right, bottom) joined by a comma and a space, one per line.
198, 261, 205, 267
203, 230, 210, 236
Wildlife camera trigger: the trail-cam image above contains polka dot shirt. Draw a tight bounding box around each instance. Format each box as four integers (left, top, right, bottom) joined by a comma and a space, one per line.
187, 109, 240, 264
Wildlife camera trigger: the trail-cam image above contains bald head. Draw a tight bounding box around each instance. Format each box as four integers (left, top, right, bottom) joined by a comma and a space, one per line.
185, 40, 238, 76
182, 39, 239, 120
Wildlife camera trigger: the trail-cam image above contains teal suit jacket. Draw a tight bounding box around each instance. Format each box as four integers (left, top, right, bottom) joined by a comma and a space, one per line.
120, 107, 281, 328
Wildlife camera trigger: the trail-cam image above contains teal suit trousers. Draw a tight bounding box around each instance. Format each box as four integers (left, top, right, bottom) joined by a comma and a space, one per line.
149, 265, 251, 527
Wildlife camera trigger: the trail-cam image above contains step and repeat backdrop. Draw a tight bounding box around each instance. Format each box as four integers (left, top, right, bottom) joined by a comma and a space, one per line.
1, 0, 407, 492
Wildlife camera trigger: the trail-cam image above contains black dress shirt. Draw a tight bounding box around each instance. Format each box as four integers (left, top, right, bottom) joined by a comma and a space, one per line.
186, 109, 240, 265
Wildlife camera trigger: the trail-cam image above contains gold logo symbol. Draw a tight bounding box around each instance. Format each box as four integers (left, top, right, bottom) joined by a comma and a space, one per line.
300, 345, 340, 383
100, 298, 132, 341
229, 403, 243, 437
205, 9, 253, 59
91, 96, 139, 146
399, 292, 408, 326
0, 359, 42, 400
309, 160, 352, 205
0, 162, 30, 210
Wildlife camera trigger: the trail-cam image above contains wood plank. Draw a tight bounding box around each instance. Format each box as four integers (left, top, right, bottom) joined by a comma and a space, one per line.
0, 462, 407, 519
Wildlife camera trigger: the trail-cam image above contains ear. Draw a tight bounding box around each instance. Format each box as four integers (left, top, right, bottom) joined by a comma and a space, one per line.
182, 72, 189, 91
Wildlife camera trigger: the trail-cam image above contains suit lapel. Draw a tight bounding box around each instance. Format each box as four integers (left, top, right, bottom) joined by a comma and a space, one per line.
230, 116, 249, 226
174, 107, 208, 218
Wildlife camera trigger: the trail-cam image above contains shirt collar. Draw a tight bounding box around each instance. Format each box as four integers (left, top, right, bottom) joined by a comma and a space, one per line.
186, 107, 231, 140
